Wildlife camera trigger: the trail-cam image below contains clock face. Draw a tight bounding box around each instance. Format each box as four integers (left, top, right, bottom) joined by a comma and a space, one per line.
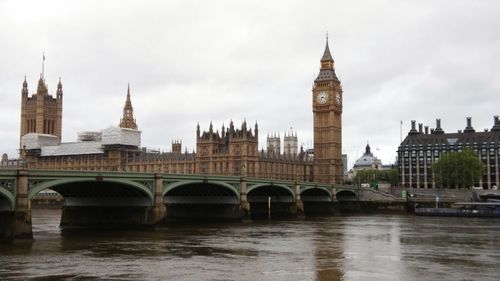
335, 92, 341, 105
316, 91, 328, 104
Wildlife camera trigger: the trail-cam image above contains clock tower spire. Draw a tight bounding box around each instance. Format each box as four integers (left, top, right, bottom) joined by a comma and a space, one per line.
119, 84, 138, 130
312, 37, 343, 184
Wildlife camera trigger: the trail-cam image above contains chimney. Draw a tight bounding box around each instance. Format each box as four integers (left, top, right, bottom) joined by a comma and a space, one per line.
492, 115, 500, 132
418, 123, 423, 133
409, 120, 418, 135
464, 117, 475, 133
433, 118, 444, 134
424, 126, 429, 135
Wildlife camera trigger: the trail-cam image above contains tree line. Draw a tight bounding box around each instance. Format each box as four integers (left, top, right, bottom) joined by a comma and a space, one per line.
349, 148, 484, 189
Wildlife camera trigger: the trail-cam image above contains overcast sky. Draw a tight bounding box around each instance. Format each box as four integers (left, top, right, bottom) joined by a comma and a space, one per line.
1, 0, 499, 169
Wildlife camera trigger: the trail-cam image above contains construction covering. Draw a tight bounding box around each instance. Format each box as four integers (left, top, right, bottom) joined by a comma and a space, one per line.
41, 141, 103, 156
21, 133, 59, 150
101, 126, 141, 147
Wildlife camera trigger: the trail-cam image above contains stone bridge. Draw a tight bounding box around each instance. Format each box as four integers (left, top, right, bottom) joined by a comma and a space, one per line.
2, 169, 360, 239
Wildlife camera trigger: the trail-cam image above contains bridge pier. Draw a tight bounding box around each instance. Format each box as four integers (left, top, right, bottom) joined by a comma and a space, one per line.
295, 183, 305, 219
0, 170, 33, 240
240, 177, 251, 220
149, 173, 167, 224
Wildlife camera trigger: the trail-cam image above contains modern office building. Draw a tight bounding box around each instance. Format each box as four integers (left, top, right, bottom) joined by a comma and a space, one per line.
397, 117, 500, 189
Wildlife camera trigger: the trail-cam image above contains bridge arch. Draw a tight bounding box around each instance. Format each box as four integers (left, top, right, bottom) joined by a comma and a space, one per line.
300, 186, 332, 202
28, 178, 154, 206
335, 189, 358, 202
163, 180, 240, 204
247, 183, 295, 203
0, 188, 14, 211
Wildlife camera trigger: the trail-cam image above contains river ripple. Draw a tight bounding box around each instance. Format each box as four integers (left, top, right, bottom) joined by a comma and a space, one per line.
1, 209, 499, 280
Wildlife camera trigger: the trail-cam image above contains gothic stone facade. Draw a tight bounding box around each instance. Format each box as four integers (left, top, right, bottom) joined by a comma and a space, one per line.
25, 121, 314, 182
20, 76, 63, 144
312, 40, 343, 184
21, 40, 342, 184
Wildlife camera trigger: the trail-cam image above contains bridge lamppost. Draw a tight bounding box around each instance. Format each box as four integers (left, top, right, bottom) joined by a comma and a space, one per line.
241, 164, 247, 178
17, 145, 27, 168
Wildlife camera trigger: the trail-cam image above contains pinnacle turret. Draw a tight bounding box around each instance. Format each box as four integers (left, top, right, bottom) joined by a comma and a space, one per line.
37, 74, 48, 95
22, 76, 28, 96
57, 77, 63, 98
119, 84, 138, 130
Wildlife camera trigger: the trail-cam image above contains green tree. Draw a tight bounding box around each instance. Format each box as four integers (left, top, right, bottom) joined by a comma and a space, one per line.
353, 168, 400, 187
352, 169, 380, 185
432, 148, 484, 189
385, 168, 400, 187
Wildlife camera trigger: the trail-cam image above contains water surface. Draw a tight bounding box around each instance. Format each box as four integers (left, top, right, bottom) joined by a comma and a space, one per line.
1, 209, 499, 280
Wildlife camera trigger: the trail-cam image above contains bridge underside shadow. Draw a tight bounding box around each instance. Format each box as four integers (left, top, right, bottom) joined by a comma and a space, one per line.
0, 196, 11, 212
0, 195, 14, 239
247, 185, 296, 219
47, 181, 154, 228
301, 189, 333, 215
335, 190, 361, 212
164, 183, 242, 221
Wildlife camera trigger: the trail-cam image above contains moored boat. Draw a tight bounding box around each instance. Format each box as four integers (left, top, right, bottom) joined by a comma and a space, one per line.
415, 202, 500, 217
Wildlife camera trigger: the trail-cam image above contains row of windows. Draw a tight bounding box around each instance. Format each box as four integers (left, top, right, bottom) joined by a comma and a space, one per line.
402, 149, 500, 157
401, 141, 499, 148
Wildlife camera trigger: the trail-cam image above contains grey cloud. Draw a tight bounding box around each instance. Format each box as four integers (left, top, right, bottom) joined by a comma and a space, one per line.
1, 0, 499, 169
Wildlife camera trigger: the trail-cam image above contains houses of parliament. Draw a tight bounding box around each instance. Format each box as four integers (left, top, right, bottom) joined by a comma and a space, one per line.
17, 40, 344, 184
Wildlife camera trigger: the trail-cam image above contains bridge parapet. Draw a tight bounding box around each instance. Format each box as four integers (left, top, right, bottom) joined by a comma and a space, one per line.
23, 170, 156, 202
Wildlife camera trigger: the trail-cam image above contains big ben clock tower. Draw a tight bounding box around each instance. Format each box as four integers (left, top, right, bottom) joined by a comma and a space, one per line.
312, 38, 343, 184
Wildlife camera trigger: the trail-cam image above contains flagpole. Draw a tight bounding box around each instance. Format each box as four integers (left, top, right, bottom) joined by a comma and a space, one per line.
400, 120, 403, 143
42, 52, 45, 79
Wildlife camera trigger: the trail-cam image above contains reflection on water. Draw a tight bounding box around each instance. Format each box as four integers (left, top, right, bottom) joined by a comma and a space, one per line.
1, 209, 500, 280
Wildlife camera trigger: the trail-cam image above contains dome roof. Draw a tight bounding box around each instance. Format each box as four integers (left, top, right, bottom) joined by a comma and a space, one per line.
353, 154, 378, 168
353, 144, 380, 169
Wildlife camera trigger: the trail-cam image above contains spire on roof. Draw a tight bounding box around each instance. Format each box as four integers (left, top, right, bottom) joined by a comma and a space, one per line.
315, 35, 338, 81
119, 84, 138, 130
22, 76, 28, 96
41, 52, 45, 79
365, 143, 372, 156
56, 77, 63, 97
321, 34, 333, 62
36, 73, 48, 95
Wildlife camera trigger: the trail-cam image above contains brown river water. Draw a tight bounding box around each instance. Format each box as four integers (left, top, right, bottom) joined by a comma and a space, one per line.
1, 209, 499, 280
